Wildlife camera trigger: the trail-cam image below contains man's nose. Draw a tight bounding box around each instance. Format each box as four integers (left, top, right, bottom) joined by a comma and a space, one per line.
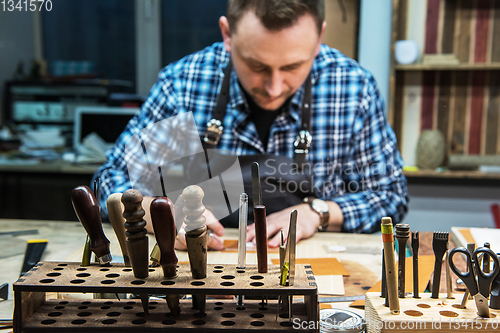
264, 70, 284, 98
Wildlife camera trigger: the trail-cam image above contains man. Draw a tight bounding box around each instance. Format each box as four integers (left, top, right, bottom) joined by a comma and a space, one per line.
93, 0, 408, 250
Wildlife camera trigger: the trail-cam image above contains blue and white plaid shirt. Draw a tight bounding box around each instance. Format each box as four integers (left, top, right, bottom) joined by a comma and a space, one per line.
93, 42, 408, 233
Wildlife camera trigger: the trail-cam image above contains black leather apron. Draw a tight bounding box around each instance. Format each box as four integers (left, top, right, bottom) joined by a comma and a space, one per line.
184, 60, 315, 228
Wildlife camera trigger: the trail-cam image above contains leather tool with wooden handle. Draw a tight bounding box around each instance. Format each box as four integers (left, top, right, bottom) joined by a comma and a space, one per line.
71, 185, 111, 265
106, 193, 130, 267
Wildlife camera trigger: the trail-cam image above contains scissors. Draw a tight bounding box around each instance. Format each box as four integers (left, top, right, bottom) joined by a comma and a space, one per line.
449, 246, 500, 318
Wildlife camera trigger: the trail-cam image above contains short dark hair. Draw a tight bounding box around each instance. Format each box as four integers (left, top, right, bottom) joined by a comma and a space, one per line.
227, 0, 324, 34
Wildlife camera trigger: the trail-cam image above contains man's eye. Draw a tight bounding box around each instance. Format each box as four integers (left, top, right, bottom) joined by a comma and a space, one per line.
283, 65, 300, 71
251, 66, 267, 73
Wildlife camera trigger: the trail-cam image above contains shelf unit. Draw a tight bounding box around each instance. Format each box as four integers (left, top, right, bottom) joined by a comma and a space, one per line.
388, 0, 500, 171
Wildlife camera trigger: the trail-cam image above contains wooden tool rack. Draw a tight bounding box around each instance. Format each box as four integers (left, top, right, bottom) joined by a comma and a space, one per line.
13, 262, 319, 332
365, 292, 500, 332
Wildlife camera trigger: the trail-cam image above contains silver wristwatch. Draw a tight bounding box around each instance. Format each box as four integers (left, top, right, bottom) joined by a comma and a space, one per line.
303, 197, 330, 232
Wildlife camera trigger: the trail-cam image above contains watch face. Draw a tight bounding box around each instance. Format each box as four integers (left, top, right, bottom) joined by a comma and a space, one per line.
311, 199, 328, 212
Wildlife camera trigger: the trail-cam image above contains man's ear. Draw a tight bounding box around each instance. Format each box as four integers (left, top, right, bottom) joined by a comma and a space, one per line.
219, 16, 232, 53
315, 21, 327, 56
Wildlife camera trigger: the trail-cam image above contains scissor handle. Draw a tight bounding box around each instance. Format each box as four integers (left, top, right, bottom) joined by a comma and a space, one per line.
473, 247, 500, 297
449, 247, 478, 296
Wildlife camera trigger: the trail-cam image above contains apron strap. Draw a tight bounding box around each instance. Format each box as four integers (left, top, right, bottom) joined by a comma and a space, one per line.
294, 73, 312, 169
203, 60, 233, 146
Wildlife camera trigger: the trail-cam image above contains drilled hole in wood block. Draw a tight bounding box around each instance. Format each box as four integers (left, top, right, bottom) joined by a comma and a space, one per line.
101, 306, 111, 310
213, 270, 223, 273
452, 304, 462, 309
250, 275, 264, 280
41, 319, 56, 325
221, 275, 235, 280
131, 280, 145, 285
250, 282, 264, 287
191, 281, 205, 286
417, 303, 431, 308
53, 267, 64, 271
123, 306, 133, 310
136, 312, 146, 317
71, 319, 86, 325
440, 310, 459, 317
76, 273, 91, 278
102, 319, 117, 325
76, 268, 87, 271
236, 306, 245, 311
59, 301, 69, 305
132, 319, 146, 325
251, 313, 264, 318
194, 312, 207, 318
46, 272, 61, 277
57, 263, 68, 266
106, 273, 120, 278
54, 306, 65, 310
214, 266, 224, 269
126, 301, 136, 305
149, 268, 155, 272
192, 320, 206, 325
101, 279, 116, 285
161, 280, 175, 286
77, 312, 92, 317
220, 281, 234, 287
78, 306, 88, 310
214, 307, 223, 310
162, 319, 176, 325
149, 306, 156, 310
39, 279, 55, 284
47, 312, 62, 317
70, 279, 85, 284
82, 301, 91, 305
251, 320, 265, 326
404, 310, 424, 317
279, 313, 289, 319
122, 268, 132, 272
221, 312, 235, 318
259, 307, 268, 311
221, 320, 235, 326
150, 301, 158, 305
99, 268, 110, 272
280, 321, 294, 327
107, 312, 121, 317
237, 270, 245, 273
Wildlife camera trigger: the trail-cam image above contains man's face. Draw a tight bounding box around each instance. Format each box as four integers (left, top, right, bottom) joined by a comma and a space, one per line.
220, 11, 325, 111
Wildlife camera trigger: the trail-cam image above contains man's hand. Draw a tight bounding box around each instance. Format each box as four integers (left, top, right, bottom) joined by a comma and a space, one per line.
174, 209, 225, 251
246, 203, 320, 248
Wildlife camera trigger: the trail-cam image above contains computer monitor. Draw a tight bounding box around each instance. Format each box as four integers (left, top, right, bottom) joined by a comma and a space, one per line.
73, 106, 140, 149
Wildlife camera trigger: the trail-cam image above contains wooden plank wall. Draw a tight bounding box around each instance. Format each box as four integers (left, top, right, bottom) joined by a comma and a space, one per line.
400, 0, 500, 161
